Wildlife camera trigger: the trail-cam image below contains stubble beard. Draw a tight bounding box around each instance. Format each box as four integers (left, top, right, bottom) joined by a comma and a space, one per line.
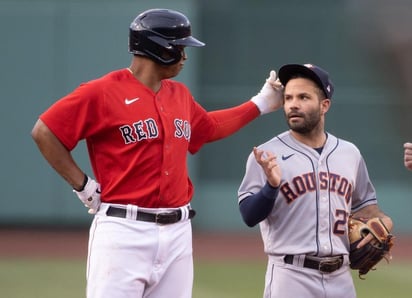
287, 109, 322, 135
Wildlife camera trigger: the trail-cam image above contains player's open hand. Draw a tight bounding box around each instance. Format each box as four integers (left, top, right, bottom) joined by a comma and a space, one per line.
251, 70, 283, 115
253, 147, 281, 187
404, 142, 412, 171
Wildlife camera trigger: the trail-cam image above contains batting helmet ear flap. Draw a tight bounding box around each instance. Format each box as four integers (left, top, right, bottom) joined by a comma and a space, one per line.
145, 45, 183, 66
148, 35, 173, 50
129, 31, 183, 65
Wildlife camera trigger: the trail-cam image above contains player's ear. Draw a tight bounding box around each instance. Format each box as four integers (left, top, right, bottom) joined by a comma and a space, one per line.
320, 98, 331, 115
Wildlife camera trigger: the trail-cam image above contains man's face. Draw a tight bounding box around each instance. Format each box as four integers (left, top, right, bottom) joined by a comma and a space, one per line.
283, 77, 328, 134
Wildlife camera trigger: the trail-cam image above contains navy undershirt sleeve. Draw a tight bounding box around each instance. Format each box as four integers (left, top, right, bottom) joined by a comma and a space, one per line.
239, 182, 279, 227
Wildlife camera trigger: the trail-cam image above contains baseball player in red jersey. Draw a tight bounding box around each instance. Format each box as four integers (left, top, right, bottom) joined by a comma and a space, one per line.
31, 8, 283, 298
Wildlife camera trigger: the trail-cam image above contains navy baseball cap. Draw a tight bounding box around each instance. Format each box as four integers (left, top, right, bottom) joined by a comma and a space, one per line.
278, 64, 334, 99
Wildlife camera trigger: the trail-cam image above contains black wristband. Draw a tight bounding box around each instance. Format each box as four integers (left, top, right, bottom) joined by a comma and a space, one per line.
75, 174, 88, 192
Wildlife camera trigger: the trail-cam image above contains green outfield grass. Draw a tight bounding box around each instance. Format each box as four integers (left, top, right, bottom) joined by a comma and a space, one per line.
0, 258, 410, 297
194, 260, 412, 298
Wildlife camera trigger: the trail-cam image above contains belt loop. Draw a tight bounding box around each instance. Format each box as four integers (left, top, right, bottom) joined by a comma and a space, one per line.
179, 206, 189, 221
296, 255, 305, 267
126, 204, 138, 220
98, 203, 110, 215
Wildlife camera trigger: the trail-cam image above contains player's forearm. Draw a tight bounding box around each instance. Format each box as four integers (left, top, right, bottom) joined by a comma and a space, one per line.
239, 182, 278, 227
352, 204, 383, 218
352, 204, 393, 231
206, 101, 259, 142
31, 119, 86, 190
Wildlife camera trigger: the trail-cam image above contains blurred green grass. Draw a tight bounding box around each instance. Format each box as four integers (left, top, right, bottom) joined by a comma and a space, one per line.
0, 258, 410, 297
0, 259, 86, 298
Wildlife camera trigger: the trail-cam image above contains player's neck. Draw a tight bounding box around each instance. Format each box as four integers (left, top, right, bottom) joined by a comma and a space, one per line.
128, 58, 163, 92
291, 130, 327, 149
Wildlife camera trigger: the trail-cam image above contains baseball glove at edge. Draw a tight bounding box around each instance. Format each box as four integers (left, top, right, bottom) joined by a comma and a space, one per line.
348, 216, 394, 278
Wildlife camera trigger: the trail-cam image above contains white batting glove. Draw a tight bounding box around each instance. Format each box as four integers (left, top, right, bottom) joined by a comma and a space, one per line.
251, 70, 283, 115
73, 176, 101, 214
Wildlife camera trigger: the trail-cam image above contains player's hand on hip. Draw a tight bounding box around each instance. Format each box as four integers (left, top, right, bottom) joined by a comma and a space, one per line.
404, 142, 412, 171
251, 70, 283, 115
253, 147, 281, 187
73, 175, 101, 214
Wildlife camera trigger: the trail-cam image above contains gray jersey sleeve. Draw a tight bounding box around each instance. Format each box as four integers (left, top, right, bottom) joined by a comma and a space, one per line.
238, 150, 267, 203
351, 155, 378, 211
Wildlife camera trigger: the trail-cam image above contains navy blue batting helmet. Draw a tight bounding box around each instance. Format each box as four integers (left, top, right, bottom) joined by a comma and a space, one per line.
128, 9, 205, 65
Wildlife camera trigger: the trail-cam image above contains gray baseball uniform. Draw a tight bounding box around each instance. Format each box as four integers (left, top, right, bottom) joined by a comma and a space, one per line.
238, 130, 378, 298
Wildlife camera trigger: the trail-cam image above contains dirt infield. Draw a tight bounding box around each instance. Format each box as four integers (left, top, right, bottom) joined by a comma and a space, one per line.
0, 228, 411, 262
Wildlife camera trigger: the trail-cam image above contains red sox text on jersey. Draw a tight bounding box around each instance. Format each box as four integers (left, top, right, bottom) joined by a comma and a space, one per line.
119, 118, 191, 144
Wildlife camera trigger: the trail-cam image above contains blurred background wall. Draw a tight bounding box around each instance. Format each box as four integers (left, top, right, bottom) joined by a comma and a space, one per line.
1, 0, 411, 234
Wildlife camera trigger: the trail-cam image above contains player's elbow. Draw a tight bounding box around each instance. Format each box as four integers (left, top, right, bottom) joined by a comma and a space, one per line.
31, 120, 42, 143
31, 119, 58, 149
239, 201, 260, 227
242, 217, 259, 228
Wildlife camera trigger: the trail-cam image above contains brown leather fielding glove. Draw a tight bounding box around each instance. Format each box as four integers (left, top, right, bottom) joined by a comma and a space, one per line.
348, 217, 394, 278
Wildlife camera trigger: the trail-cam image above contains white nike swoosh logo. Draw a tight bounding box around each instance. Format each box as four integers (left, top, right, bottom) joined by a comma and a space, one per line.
125, 97, 140, 105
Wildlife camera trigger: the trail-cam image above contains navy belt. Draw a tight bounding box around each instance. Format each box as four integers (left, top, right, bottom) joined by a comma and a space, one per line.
106, 206, 196, 225
284, 255, 343, 273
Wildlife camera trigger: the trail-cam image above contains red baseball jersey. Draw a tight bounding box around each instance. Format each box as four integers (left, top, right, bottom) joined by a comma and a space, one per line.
40, 69, 259, 207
